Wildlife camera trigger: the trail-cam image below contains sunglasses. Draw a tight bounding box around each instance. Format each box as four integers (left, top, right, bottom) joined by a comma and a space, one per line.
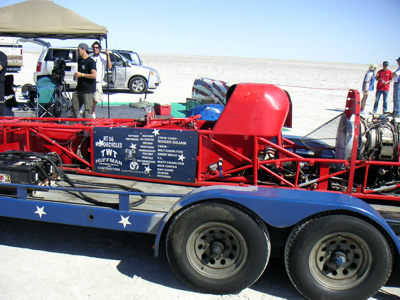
93, 46, 100, 49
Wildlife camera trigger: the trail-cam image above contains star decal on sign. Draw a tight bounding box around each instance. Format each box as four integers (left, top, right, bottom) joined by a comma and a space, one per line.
178, 153, 186, 161
96, 138, 105, 147
119, 215, 132, 228
34, 206, 47, 218
129, 143, 137, 149
144, 166, 152, 174
152, 129, 160, 137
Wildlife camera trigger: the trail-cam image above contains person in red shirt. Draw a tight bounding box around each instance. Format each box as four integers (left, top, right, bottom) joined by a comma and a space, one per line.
372, 61, 393, 113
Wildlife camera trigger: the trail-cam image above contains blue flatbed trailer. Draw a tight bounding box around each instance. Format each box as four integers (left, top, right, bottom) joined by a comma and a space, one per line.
1, 175, 400, 299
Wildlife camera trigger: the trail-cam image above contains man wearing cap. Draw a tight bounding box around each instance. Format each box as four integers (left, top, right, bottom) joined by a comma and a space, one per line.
72, 43, 96, 119
393, 57, 400, 116
372, 61, 393, 114
361, 64, 377, 112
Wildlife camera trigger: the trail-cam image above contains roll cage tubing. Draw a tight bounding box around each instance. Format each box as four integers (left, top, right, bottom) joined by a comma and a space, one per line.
0, 88, 399, 202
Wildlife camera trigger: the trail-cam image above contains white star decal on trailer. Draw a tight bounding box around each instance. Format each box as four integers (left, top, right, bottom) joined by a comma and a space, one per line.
34, 206, 47, 218
144, 166, 152, 174
152, 129, 160, 137
118, 216, 132, 228
178, 153, 186, 161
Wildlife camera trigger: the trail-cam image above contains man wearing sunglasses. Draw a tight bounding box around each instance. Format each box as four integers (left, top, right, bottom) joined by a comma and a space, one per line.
91, 41, 111, 119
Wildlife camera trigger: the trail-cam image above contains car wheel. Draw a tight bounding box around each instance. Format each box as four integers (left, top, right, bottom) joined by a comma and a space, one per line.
128, 76, 147, 94
166, 202, 271, 294
284, 214, 393, 300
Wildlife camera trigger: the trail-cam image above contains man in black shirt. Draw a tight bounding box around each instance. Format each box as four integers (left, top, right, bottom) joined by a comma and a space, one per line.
0, 51, 8, 116
71, 43, 96, 118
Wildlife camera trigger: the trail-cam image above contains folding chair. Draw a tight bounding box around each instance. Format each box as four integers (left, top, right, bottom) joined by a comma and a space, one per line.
36, 75, 57, 117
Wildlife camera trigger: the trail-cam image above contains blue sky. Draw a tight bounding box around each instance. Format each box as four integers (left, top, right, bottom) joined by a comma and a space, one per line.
2, 0, 399, 64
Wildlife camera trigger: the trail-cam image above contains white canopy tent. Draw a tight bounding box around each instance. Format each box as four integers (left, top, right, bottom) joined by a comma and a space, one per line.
0, 0, 111, 116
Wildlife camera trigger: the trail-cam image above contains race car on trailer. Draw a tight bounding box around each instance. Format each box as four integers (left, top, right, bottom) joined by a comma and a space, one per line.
0, 83, 400, 299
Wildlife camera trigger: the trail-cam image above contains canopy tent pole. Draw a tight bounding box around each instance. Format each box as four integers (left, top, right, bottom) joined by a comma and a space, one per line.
105, 36, 110, 118
99, 40, 103, 110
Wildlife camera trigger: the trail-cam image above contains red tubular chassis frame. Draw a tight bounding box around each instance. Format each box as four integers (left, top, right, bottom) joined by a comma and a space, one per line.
0, 83, 398, 203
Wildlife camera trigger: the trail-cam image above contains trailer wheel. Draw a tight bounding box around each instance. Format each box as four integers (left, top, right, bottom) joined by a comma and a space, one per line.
285, 214, 393, 300
128, 76, 147, 94
166, 202, 270, 294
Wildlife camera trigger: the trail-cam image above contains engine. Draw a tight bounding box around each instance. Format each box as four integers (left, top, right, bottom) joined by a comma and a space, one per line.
301, 113, 400, 164
359, 114, 399, 161
256, 112, 400, 192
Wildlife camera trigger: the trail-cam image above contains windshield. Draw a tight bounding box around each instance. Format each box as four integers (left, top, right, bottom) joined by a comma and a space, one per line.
116, 51, 142, 65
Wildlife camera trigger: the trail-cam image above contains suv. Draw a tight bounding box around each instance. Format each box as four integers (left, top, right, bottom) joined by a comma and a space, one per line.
33, 44, 161, 94
112, 50, 142, 65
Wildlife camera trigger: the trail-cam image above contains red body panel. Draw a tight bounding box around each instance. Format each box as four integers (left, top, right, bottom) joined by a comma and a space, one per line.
213, 83, 289, 136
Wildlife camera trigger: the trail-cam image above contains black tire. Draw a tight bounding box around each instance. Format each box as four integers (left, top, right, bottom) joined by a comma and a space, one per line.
21, 83, 33, 94
128, 76, 147, 94
284, 214, 393, 300
166, 202, 270, 294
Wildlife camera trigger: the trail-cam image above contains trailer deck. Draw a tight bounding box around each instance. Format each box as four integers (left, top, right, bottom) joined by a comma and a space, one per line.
33, 174, 195, 213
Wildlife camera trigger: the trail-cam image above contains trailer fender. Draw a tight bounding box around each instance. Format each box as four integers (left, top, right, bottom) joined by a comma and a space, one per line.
154, 185, 400, 256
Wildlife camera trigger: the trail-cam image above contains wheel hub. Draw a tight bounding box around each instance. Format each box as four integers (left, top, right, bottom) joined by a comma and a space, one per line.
211, 241, 225, 255
313, 234, 371, 284
332, 251, 347, 267
190, 224, 246, 273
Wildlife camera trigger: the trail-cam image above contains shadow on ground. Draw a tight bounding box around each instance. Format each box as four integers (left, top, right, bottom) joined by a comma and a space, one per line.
2, 216, 399, 299
0, 216, 304, 298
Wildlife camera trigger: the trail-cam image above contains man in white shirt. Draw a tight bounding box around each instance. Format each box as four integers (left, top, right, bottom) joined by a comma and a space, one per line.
361, 64, 377, 112
90, 41, 112, 118
393, 57, 400, 116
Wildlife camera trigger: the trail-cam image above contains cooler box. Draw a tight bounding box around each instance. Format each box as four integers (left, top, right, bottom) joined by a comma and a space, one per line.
12, 108, 37, 118
154, 103, 171, 115
186, 98, 199, 111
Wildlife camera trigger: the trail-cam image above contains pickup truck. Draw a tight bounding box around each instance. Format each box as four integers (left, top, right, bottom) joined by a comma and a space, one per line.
0, 36, 23, 72
0, 82, 399, 299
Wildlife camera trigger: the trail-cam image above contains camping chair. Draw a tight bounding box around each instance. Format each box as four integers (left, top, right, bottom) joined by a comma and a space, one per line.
36, 75, 57, 117
4, 74, 19, 108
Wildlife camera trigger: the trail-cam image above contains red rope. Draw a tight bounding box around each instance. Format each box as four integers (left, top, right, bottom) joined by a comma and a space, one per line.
275, 83, 349, 91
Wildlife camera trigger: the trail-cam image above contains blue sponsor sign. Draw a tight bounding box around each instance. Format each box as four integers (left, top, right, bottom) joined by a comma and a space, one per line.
93, 127, 199, 183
